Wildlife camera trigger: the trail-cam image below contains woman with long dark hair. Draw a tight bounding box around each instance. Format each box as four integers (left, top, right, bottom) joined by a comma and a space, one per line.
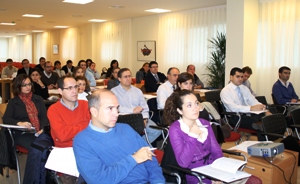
106, 59, 119, 79
135, 62, 149, 83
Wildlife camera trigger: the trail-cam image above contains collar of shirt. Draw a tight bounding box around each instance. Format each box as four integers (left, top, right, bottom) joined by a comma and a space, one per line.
178, 118, 208, 143
60, 98, 78, 111
228, 82, 239, 90
89, 120, 113, 133
279, 79, 290, 88
165, 80, 174, 89
119, 84, 132, 91
43, 70, 52, 78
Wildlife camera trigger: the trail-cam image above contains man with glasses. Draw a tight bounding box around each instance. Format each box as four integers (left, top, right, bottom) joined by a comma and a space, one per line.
157, 67, 180, 109
111, 68, 161, 144
144, 61, 166, 92
47, 76, 90, 183
17, 59, 33, 76
41, 61, 59, 89
78, 60, 96, 86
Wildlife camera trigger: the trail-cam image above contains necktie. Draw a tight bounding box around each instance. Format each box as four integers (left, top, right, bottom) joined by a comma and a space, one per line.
172, 85, 175, 91
154, 74, 160, 82
237, 86, 246, 105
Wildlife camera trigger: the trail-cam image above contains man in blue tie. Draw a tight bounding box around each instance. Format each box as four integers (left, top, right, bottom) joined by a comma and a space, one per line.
220, 67, 266, 140
144, 61, 167, 92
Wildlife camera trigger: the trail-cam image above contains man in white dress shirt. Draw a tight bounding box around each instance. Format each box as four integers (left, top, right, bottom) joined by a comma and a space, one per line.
156, 67, 180, 109
221, 67, 266, 141
242, 66, 256, 96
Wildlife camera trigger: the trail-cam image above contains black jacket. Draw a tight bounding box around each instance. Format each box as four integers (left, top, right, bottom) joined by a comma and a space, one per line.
17, 67, 34, 76
144, 72, 167, 92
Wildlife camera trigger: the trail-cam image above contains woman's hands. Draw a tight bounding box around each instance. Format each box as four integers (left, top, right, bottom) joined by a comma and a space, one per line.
17, 121, 32, 130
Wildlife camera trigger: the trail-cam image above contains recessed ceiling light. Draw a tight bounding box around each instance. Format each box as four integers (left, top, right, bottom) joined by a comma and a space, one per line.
4, 36, 13, 38
32, 30, 44, 33
0, 9, 8, 12
88, 19, 106, 22
70, 14, 82, 18
109, 5, 125, 9
0, 22, 15, 25
62, 0, 93, 4
22, 14, 43, 18
145, 8, 171, 13
54, 26, 69, 28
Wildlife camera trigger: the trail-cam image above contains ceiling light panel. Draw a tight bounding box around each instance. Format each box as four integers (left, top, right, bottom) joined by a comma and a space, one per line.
22, 14, 43, 18
145, 8, 171, 13
63, 0, 94, 5
54, 26, 69, 28
88, 19, 106, 22
1, 22, 15, 25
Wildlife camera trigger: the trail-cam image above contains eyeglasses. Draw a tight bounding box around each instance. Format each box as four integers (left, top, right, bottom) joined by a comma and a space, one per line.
21, 83, 32, 87
62, 85, 78, 91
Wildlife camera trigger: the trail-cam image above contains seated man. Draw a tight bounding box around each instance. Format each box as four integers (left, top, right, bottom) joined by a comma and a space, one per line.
220, 67, 266, 141
1, 58, 18, 78
48, 76, 90, 183
111, 68, 161, 144
73, 89, 164, 184
62, 59, 74, 75
78, 60, 96, 86
41, 61, 60, 89
35, 57, 46, 72
242, 66, 256, 96
272, 66, 299, 104
144, 61, 167, 92
157, 67, 179, 109
186, 64, 204, 89
17, 59, 33, 76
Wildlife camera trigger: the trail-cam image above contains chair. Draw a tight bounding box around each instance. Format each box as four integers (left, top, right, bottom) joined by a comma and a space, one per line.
147, 97, 164, 125
271, 94, 288, 115
256, 95, 286, 114
289, 108, 300, 139
261, 114, 287, 141
117, 113, 152, 146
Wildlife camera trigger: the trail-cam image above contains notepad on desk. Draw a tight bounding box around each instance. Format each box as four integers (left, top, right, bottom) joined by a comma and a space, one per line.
191, 157, 251, 183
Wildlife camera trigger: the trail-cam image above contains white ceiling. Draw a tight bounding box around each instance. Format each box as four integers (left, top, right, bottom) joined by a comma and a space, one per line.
0, 0, 226, 37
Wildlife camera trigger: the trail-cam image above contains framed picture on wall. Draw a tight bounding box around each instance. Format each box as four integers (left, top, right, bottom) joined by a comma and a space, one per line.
137, 41, 156, 61
53, 44, 59, 55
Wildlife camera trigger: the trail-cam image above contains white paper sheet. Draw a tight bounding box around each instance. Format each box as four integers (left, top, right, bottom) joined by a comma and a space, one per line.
228, 141, 273, 152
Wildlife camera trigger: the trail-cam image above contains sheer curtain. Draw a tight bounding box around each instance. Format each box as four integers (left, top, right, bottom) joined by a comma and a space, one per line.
256, 0, 300, 100
34, 32, 49, 62
8, 35, 32, 62
94, 19, 132, 69
61, 27, 78, 63
157, 6, 226, 82
0, 38, 8, 61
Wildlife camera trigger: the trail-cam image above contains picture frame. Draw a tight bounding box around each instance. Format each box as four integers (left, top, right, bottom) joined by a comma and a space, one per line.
53, 44, 59, 55
137, 41, 156, 61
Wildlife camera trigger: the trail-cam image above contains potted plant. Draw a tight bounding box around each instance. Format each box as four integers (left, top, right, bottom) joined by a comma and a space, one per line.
205, 32, 226, 89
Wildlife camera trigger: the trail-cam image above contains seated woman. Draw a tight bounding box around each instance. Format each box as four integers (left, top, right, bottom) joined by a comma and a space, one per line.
75, 76, 89, 101
73, 66, 91, 93
3, 74, 49, 150
87, 62, 100, 79
107, 67, 120, 90
135, 62, 149, 83
106, 59, 119, 79
30, 68, 49, 100
53, 60, 66, 77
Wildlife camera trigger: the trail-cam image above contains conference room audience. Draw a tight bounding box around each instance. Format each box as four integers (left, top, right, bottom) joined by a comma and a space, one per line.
86, 58, 93, 68
136, 62, 149, 83
87, 62, 101, 79
144, 61, 167, 92
35, 57, 46, 72
157, 67, 180, 109
17, 59, 33, 76
73, 90, 164, 184
3, 74, 49, 150
41, 61, 59, 89
53, 60, 66, 77
78, 60, 96, 86
106, 59, 119, 79
62, 60, 74, 76
186, 64, 204, 89
75, 76, 89, 101
73, 66, 91, 93
30, 68, 49, 100
1, 58, 17, 78
107, 67, 120, 90
242, 66, 256, 96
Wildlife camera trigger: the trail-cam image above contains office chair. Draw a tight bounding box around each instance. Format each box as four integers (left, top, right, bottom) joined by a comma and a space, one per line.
261, 114, 287, 141
271, 94, 288, 115
255, 96, 286, 114
147, 97, 164, 125
289, 108, 300, 139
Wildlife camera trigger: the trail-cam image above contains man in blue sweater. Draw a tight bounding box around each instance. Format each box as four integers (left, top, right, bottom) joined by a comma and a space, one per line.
73, 89, 165, 184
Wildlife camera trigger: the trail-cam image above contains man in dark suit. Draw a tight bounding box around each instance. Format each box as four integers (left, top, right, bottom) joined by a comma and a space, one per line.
144, 61, 166, 92
62, 60, 74, 75
17, 59, 34, 76
34, 57, 45, 72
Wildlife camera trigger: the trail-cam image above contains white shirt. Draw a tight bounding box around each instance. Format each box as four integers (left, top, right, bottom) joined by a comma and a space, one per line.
78, 92, 88, 101
157, 80, 174, 109
220, 82, 261, 112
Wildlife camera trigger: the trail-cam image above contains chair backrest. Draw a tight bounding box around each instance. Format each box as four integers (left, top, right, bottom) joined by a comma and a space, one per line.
147, 97, 163, 125
117, 114, 144, 135
255, 96, 268, 106
291, 108, 300, 125
271, 93, 279, 104
261, 114, 287, 140
204, 90, 221, 102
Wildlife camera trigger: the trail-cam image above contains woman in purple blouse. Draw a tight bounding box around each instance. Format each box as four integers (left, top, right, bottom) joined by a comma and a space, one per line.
164, 90, 223, 183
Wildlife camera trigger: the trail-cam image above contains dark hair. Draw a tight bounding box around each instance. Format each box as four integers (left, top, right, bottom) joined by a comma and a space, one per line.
163, 90, 195, 125
77, 60, 86, 67
167, 67, 179, 75
57, 76, 74, 89
279, 66, 291, 73
175, 72, 195, 91
22, 59, 29, 64
39, 57, 45, 62
72, 66, 83, 77
86, 59, 93, 67
75, 75, 90, 92
110, 59, 119, 69
6, 58, 13, 63
30, 68, 42, 76
242, 66, 252, 75
110, 67, 120, 79
54, 60, 61, 66
117, 68, 130, 78
186, 64, 194, 70
13, 74, 32, 96
66, 60, 73, 64
139, 62, 149, 72
230, 67, 243, 76
149, 61, 158, 68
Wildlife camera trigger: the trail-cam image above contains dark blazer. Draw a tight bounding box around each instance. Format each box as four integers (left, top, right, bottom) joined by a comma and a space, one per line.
17, 67, 34, 76
107, 79, 120, 90
144, 72, 167, 92
33, 82, 49, 100
62, 65, 74, 75
34, 64, 44, 72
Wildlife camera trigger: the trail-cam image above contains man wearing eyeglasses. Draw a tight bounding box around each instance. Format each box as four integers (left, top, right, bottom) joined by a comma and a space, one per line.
144, 61, 167, 92
78, 60, 96, 86
47, 76, 90, 183
17, 59, 33, 76
41, 61, 59, 89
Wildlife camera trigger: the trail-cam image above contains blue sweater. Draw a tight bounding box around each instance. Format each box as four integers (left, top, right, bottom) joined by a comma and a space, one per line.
73, 123, 164, 184
272, 80, 299, 104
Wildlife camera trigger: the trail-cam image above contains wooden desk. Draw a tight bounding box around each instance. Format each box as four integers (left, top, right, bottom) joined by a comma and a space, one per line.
96, 79, 104, 86
0, 78, 13, 104
226, 150, 298, 184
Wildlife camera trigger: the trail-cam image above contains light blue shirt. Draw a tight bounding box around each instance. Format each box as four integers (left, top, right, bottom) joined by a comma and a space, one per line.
85, 70, 96, 86
89, 120, 113, 133
60, 99, 78, 111
111, 84, 149, 118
